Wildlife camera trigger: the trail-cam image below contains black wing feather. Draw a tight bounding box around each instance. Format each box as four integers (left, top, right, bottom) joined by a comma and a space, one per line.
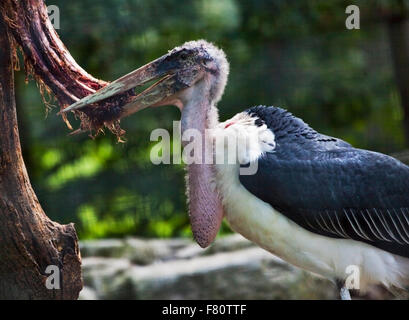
239, 106, 409, 258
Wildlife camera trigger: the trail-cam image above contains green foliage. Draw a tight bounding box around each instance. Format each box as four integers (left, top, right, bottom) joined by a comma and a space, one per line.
16, 0, 408, 239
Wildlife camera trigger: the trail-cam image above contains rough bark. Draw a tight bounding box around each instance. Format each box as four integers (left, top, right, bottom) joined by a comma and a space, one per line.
0, 0, 135, 299
0, 0, 106, 299
0, 2, 86, 299
1, 0, 134, 138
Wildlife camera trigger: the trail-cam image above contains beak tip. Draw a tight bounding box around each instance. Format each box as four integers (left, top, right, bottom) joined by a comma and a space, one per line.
60, 104, 80, 114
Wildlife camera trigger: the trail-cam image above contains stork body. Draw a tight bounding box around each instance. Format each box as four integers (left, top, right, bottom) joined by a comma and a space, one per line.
64, 40, 409, 298
213, 106, 409, 292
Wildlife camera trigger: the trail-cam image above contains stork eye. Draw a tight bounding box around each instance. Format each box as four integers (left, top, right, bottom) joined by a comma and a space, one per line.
202, 59, 212, 68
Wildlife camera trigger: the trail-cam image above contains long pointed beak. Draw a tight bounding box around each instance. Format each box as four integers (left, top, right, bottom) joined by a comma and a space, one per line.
60, 55, 188, 117
119, 73, 185, 118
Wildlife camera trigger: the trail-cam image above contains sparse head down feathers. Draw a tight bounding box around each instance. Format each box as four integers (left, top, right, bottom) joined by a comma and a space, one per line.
172, 40, 230, 105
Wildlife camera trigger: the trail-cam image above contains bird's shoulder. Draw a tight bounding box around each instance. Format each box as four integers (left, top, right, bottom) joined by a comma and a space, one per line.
239, 106, 409, 257
239, 106, 409, 206
245, 105, 351, 153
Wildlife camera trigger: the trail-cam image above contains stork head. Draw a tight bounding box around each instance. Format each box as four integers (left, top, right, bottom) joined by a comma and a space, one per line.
152, 40, 230, 110
62, 40, 229, 117
63, 40, 229, 248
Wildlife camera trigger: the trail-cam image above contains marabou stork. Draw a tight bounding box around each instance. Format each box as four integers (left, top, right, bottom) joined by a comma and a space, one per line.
63, 40, 409, 299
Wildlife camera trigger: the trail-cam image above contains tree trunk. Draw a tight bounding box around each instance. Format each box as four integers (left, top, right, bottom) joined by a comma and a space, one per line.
0, 13, 81, 299
1, 0, 133, 138
0, 0, 128, 299
388, 17, 409, 146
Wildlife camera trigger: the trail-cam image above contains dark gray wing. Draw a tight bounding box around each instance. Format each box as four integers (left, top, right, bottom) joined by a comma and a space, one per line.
239, 147, 409, 258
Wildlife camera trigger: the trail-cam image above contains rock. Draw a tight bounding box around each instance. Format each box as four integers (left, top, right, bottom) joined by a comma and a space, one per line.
81, 257, 131, 299
124, 238, 191, 265
174, 243, 204, 260
79, 236, 404, 300
81, 247, 337, 300
203, 234, 254, 255
174, 234, 254, 259
79, 235, 253, 262
79, 286, 98, 300
80, 239, 126, 258
80, 237, 193, 263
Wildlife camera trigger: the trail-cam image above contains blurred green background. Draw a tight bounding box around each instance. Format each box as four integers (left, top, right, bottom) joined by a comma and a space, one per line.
15, 0, 409, 240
